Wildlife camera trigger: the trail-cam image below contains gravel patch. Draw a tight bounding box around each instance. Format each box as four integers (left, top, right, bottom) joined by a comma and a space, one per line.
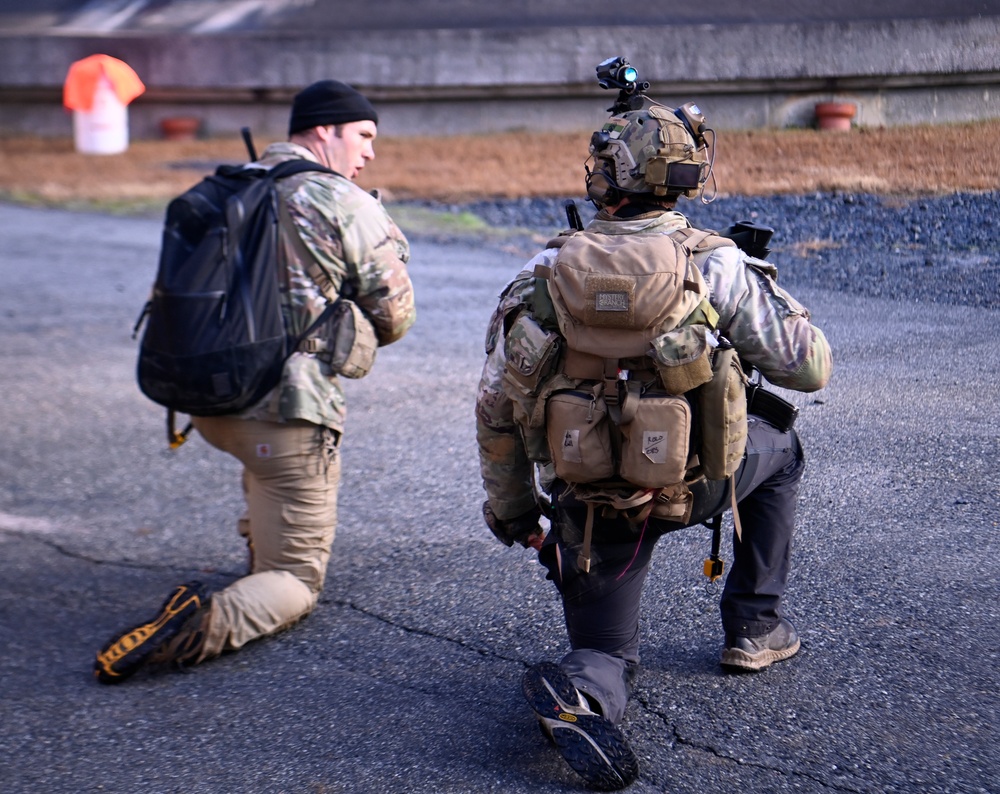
404, 191, 1000, 309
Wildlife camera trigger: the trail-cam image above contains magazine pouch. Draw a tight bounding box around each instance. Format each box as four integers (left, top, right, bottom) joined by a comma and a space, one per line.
649, 325, 714, 395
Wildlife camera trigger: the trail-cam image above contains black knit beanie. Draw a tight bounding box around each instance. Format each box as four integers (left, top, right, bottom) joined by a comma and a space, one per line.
288, 80, 378, 135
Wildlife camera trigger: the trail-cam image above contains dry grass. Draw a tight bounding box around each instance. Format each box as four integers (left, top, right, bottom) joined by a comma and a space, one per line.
714, 123, 1000, 196
0, 120, 997, 208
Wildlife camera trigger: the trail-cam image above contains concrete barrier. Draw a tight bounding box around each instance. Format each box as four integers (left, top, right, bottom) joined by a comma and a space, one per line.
0, 16, 998, 138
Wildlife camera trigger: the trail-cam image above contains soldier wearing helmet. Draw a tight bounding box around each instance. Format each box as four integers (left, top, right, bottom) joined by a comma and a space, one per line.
475, 58, 832, 790
585, 100, 711, 205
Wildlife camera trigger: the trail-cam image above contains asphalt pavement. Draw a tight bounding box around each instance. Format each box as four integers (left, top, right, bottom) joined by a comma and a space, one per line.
0, 201, 996, 793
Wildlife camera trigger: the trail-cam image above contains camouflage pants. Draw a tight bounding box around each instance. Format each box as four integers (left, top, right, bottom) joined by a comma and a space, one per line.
190, 416, 340, 661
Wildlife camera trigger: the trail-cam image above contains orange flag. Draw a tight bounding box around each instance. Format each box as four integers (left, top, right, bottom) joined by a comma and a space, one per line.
63, 54, 145, 111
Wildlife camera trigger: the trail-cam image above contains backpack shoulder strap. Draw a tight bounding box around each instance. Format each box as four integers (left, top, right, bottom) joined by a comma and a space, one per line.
268, 159, 343, 181
268, 159, 344, 304
544, 228, 581, 250
670, 227, 738, 255
669, 227, 737, 295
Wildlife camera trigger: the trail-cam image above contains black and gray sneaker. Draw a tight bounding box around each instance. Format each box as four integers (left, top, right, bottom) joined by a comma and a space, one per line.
522, 662, 638, 791
721, 617, 800, 672
94, 582, 210, 684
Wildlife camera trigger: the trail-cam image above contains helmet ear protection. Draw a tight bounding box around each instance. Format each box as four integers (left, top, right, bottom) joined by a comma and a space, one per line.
586, 129, 623, 206
585, 167, 620, 206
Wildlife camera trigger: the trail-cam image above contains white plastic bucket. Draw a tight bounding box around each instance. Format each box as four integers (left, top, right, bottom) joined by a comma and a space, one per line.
73, 75, 129, 154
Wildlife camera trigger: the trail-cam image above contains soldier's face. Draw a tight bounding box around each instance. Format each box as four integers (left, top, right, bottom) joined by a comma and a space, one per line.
326, 120, 377, 180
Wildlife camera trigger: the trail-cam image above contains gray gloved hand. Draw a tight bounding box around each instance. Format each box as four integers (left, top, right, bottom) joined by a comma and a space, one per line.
482, 501, 544, 549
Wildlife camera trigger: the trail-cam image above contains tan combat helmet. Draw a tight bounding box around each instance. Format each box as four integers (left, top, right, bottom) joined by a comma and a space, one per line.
586, 98, 714, 206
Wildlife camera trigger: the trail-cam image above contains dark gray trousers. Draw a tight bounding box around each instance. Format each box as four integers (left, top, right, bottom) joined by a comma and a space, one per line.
538, 416, 805, 723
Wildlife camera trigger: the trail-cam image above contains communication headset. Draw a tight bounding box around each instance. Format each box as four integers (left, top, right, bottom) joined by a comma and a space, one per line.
585, 130, 622, 206
585, 165, 621, 206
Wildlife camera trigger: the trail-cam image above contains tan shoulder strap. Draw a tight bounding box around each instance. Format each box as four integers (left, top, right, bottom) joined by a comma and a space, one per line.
670, 227, 738, 255
670, 227, 713, 251
669, 228, 737, 295
544, 229, 580, 250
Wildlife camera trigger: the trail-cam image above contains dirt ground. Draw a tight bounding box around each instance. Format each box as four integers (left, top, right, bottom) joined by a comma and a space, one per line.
0, 120, 997, 209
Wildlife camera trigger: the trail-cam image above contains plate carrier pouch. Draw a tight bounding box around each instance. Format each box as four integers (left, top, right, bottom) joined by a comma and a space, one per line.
500, 224, 747, 571
135, 159, 371, 426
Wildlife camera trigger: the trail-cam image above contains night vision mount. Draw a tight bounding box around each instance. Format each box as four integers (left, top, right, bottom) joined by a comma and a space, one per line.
595, 56, 709, 147
596, 56, 650, 114
592, 55, 720, 203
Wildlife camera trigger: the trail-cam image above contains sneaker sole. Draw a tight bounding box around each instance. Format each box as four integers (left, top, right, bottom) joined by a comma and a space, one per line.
522, 662, 638, 791
720, 637, 801, 672
94, 583, 207, 684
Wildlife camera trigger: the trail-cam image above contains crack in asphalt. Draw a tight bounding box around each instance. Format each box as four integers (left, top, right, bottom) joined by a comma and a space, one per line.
325, 595, 531, 668
0, 526, 245, 577
633, 691, 869, 792
1, 529, 527, 672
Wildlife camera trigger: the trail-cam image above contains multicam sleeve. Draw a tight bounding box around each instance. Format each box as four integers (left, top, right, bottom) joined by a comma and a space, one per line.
475, 272, 538, 521
338, 189, 415, 346
289, 176, 415, 346
701, 247, 833, 392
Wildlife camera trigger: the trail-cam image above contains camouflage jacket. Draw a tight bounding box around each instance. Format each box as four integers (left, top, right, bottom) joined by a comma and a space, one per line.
475, 208, 832, 519
240, 142, 416, 431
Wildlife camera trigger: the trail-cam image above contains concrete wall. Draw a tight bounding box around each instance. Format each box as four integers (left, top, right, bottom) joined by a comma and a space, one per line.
1, 16, 998, 139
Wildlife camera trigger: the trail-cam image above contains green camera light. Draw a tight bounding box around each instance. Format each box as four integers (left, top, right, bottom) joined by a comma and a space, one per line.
596, 56, 650, 113
597, 56, 639, 91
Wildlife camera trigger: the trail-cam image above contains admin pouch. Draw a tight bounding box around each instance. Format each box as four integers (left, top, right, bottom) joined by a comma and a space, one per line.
501, 225, 747, 569
301, 298, 378, 379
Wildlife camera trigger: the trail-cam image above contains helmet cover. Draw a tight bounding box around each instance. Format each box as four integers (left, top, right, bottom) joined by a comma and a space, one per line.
588, 103, 708, 202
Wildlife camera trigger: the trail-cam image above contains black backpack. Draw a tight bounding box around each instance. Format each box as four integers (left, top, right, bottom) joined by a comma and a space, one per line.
135, 158, 339, 443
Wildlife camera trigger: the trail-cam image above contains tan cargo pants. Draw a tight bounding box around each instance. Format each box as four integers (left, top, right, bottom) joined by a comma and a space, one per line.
190, 416, 340, 661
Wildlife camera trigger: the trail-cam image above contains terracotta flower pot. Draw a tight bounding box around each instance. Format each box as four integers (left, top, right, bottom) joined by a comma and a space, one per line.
814, 102, 856, 132
159, 116, 202, 141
